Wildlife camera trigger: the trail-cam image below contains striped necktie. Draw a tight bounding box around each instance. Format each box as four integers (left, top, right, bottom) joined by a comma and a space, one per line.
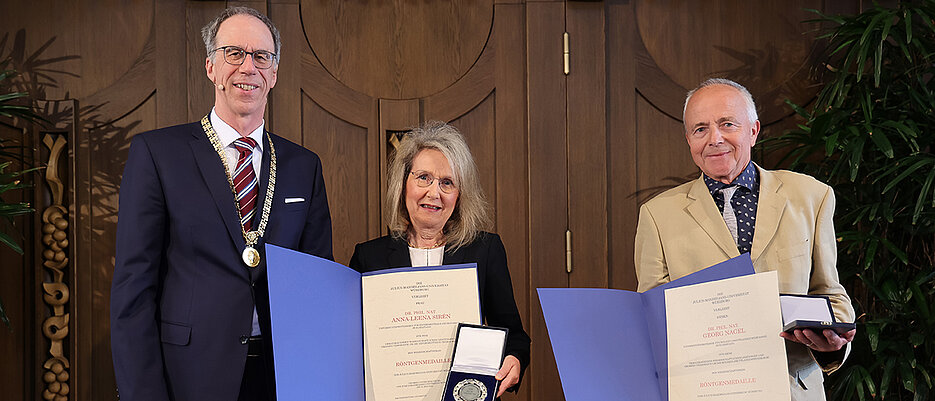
232, 137, 259, 231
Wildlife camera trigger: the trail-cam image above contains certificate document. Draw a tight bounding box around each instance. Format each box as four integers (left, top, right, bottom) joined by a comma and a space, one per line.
665, 271, 790, 400
264, 244, 481, 401
362, 266, 481, 401
539, 254, 758, 401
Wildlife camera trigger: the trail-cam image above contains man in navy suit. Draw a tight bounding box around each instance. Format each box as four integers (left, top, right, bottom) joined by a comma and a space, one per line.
110, 7, 332, 401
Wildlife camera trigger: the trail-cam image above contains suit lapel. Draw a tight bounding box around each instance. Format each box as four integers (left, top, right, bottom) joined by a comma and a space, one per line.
251, 133, 275, 281
387, 237, 412, 267
190, 125, 246, 251
750, 167, 787, 264
442, 243, 470, 265
685, 177, 741, 258
253, 132, 273, 232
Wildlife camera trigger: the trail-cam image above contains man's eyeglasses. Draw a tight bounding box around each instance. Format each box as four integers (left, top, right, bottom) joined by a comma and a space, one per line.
409, 171, 457, 194
211, 46, 277, 69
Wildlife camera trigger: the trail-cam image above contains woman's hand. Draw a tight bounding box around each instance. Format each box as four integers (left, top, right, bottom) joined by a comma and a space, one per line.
495, 355, 521, 397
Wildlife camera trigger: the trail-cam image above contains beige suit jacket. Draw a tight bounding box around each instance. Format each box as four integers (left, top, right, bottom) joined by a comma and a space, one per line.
635, 166, 855, 401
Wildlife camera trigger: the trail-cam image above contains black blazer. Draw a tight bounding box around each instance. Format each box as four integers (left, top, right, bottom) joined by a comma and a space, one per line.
111, 121, 333, 401
349, 232, 531, 391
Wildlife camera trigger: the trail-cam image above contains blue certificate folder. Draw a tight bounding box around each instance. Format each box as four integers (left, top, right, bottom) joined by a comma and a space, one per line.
264, 244, 479, 401
537, 254, 756, 401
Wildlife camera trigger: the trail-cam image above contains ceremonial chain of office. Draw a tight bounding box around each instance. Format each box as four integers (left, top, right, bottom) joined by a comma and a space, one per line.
201, 114, 276, 267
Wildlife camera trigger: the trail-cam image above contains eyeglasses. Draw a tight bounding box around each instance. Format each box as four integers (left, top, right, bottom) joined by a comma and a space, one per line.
211, 46, 277, 69
409, 171, 457, 194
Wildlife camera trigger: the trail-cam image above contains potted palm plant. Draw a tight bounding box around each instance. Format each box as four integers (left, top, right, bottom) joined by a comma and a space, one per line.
766, 1, 935, 399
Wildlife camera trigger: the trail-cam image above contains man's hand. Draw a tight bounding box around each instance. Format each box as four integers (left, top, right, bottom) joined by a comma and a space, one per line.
780, 328, 856, 352
495, 355, 521, 397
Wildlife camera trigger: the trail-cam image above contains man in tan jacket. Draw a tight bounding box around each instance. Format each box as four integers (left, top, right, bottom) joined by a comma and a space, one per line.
635, 78, 856, 400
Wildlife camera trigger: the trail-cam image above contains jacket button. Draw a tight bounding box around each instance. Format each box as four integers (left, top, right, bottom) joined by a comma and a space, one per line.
240, 335, 249, 344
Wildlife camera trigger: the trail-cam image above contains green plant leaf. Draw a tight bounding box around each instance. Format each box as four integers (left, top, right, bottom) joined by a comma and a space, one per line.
847, 133, 865, 181
900, 360, 915, 391
881, 157, 932, 193
0, 91, 28, 102
913, 168, 935, 224
866, 321, 881, 352
915, 9, 935, 33
904, 8, 913, 43
0, 295, 9, 329
908, 277, 931, 321
825, 132, 839, 156
862, 366, 878, 398
922, 366, 933, 389
0, 231, 23, 255
881, 357, 895, 396
879, 237, 909, 264
876, 14, 894, 86
866, 125, 894, 158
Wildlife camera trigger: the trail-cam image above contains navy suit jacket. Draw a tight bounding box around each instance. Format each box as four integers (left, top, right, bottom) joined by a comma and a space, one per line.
348, 232, 531, 392
111, 121, 332, 401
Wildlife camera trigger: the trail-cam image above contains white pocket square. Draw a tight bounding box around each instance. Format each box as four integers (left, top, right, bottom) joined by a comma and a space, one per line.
284, 197, 305, 204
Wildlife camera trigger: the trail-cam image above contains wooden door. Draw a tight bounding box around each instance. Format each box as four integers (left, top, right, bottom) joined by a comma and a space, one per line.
272, 2, 533, 399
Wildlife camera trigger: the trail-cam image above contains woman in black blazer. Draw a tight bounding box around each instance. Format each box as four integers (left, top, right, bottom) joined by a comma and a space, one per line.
349, 121, 530, 397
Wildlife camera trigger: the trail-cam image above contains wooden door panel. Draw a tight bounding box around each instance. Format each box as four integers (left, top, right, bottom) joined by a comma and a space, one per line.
634, 95, 696, 204
526, 2, 568, 400
490, 4, 529, 347
566, 1, 608, 289
605, 0, 640, 292
635, 0, 824, 119
300, 0, 493, 100
448, 92, 497, 222
80, 98, 156, 401
301, 94, 370, 265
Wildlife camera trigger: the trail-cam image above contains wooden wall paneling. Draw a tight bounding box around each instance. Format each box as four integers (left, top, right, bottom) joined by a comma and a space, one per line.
300, 0, 493, 100
68, 100, 91, 401
268, 1, 302, 144
72, 8, 162, 391
526, 2, 567, 400
422, 47, 495, 123
0, 122, 35, 401
377, 98, 420, 254
422, 34, 497, 224
449, 94, 497, 223
83, 98, 157, 401
186, 2, 225, 122
635, 1, 823, 106
301, 94, 372, 265
634, 95, 695, 204
565, 1, 608, 289
0, 1, 151, 101
491, 9, 530, 390
605, 0, 639, 291
377, 100, 420, 133
155, 1, 188, 127
633, 38, 685, 123
300, 49, 379, 254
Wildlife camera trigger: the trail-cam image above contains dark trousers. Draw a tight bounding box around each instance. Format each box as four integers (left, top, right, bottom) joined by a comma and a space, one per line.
238, 336, 276, 401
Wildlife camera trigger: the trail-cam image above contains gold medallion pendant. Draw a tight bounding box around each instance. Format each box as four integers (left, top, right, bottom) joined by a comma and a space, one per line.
242, 246, 261, 268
